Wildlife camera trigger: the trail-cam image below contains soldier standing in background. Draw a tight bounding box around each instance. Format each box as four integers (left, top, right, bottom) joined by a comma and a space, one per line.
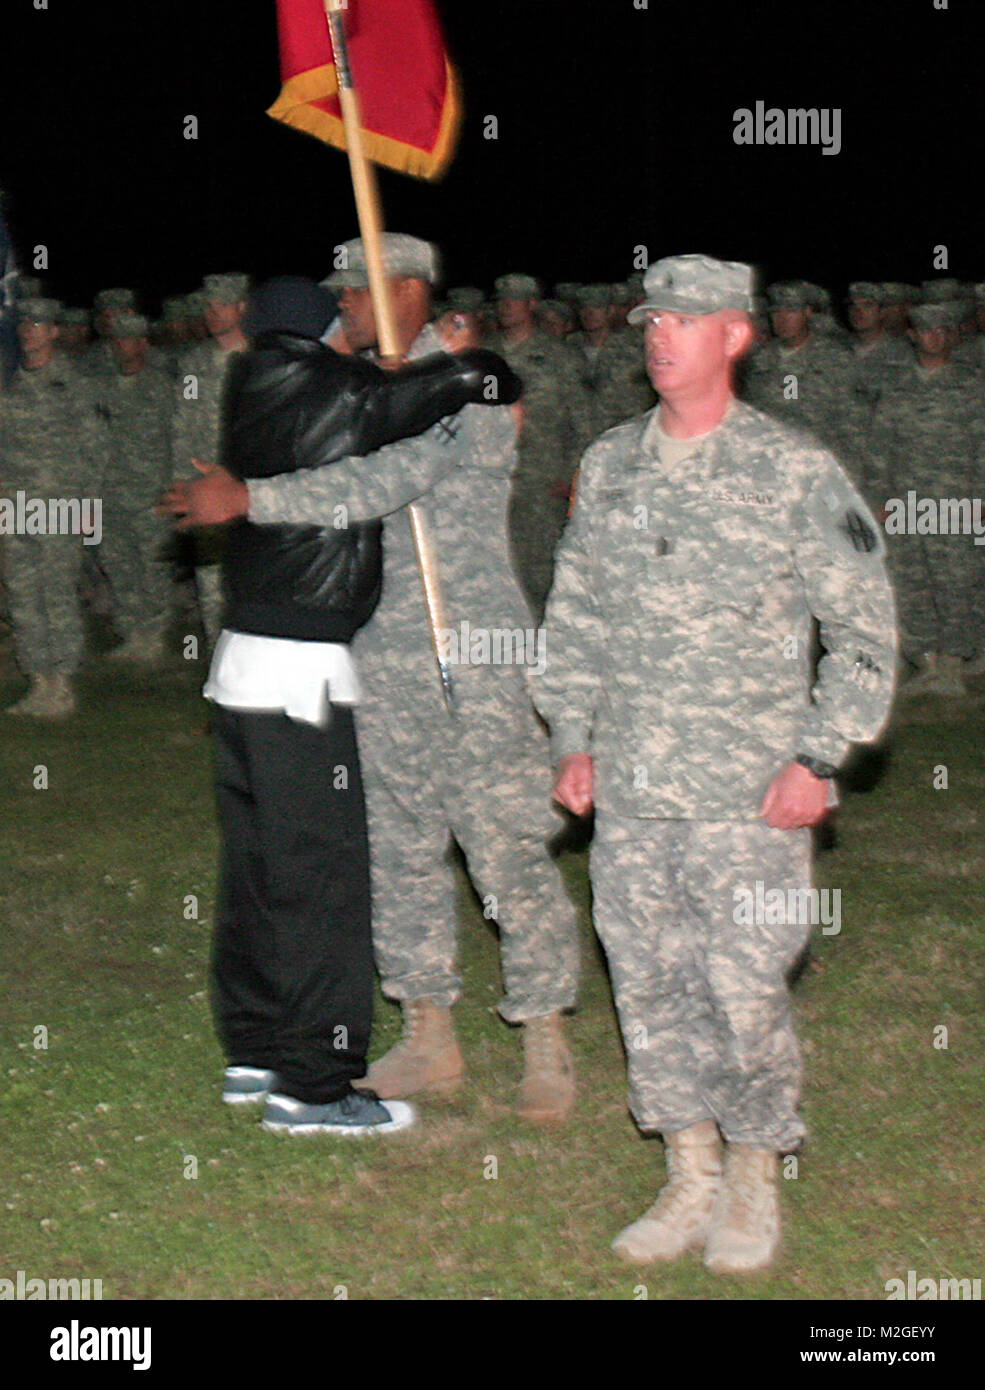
846, 281, 913, 410
567, 283, 656, 455
869, 299, 984, 696
91, 312, 174, 663
2, 298, 100, 717
489, 272, 585, 621
742, 279, 866, 480
170, 272, 249, 651
537, 254, 896, 1272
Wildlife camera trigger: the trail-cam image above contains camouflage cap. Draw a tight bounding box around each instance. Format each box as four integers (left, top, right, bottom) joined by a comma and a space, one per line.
324, 234, 440, 288
537, 298, 576, 326
445, 286, 485, 313
58, 306, 91, 327
624, 272, 646, 298
554, 282, 581, 301
628, 254, 754, 323
17, 296, 61, 324
877, 282, 913, 306
185, 291, 207, 317
805, 283, 831, 310
94, 288, 137, 313
107, 311, 149, 338
847, 281, 881, 303
973, 283, 985, 303
920, 278, 967, 303
16, 275, 43, 299
162, 296, 190, 323
576, 283, 613, 307
494, 273, 541, 300
766, 279, 815, 310
908, 301, 965, 330
202, 273, 250, 303
609, 283, 636, 305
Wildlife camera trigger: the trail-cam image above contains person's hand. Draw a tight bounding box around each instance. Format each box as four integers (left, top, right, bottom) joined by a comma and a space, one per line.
553, 753, 594, 816
760, 761, 833, 829
157, 459, 249, 528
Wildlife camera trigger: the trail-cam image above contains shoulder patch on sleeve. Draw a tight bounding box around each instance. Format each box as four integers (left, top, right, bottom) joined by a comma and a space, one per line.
841, 508, 878, 553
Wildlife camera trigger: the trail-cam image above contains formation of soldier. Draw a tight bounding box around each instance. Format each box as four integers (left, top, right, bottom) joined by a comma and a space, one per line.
2, 266, 985, 714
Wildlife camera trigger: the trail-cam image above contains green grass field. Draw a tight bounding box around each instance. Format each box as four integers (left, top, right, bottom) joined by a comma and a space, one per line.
2, 650, 983, 1301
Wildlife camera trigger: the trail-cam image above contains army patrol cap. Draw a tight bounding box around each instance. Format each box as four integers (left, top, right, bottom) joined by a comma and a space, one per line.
847, 281, 881, 303
324, 234, 440, 288
576, 283, 613, 307
805, 283, 831, 310
107, 312, 149, 338
94, 288, 136, 313
920, 278, 967, 303
59, 306, 91, 327
628, 255, 754, 323
765, 279, 815, 310
185, 290, 207, 317
610, 282, 636, 305
162, 296, 190, 323
494, 273, 541, 300
973, 283, 985, 302
16, 275, 43, 299
554, 282, 581, 302
538, 298, 575, 324
202, 273, 250, 303
445, 286, 485, 313
878, 282, 913, 306
909, 301, 965, 329
17, 297, 62, 324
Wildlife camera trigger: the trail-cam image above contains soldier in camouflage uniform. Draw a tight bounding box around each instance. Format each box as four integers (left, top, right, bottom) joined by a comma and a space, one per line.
536, 255, 896, 1272
488, 272, 586, 621
56, 307, 92, 357
566, 283, 656, 455
169, 236, 582, 1122
84, 288, 139, 383
846, 281, 913, 409
742, 279, 867, 483
536, 298, 576, 340
1, 299, 101, 717
877, 283, 916, 341
869, 299, 984, 694
90, 313, 174, 662
170, 272, 249, 650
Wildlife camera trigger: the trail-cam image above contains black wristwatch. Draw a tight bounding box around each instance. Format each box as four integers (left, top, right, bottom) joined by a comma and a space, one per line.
795, 753, 839, 780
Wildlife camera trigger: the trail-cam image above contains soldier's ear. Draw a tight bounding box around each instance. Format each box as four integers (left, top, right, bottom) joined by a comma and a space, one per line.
724, 315, 754, 361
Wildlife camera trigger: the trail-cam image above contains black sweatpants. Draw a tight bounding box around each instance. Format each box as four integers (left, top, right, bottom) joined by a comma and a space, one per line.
210, 703, 373, 1104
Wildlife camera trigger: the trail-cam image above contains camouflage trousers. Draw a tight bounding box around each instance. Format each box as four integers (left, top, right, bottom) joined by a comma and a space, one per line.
99, 505, 173, 641
508, 475, 569, 624
357, 674, 580, 1022
591, 814, 812, 1150
887, 533, 981, 660
2, 532, 84, 676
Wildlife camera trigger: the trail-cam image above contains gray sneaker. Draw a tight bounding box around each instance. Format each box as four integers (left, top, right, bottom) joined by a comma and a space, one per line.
261, 1088, 416, 1136
223, 1066, 281, 1105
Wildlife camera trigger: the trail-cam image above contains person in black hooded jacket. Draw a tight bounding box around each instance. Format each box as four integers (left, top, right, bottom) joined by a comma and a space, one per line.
195, 276, 520, 1136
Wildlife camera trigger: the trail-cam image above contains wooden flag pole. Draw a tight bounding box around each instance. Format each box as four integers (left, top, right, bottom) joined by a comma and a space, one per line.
323, 0, 456, 711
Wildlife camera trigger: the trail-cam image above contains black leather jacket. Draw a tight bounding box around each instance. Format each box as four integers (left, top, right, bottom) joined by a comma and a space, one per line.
220, 331, 520, 642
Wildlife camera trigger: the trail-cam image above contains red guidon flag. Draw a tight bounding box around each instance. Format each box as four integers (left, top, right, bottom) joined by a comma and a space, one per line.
268, 0, 462, 181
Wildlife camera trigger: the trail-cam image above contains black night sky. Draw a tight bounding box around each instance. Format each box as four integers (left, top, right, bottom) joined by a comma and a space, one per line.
1, 0, 980, 311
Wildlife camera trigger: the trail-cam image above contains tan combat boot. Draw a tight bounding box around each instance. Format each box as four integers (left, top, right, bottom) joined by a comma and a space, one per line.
612, 1120, 723, 1263
704, 1145, 780, 1274
517, 1013, 575, 1123
355, 998, 464, 1099
7, 674, 51, 716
